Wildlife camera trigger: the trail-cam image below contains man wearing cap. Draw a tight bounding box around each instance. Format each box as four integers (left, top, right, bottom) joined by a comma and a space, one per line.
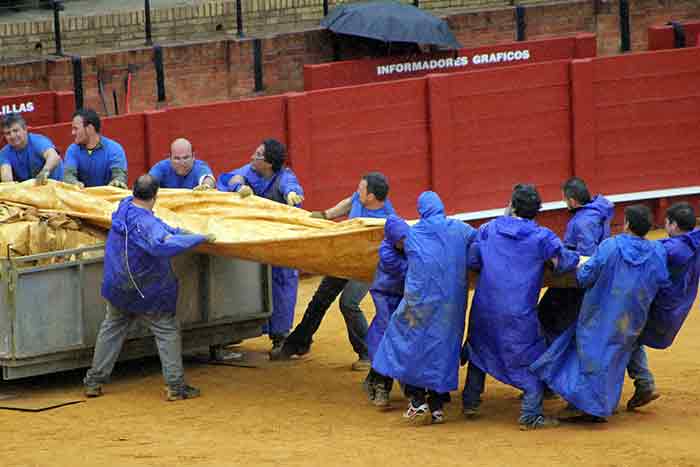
0, 113, 63, 184
149, 138, 215, 190
64, 108, 128, 188
217, 139, 305, 353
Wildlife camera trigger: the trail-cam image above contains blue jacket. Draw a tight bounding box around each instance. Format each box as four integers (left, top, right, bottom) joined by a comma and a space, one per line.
464, 216, 579, 393
65, 135, 127, 187
531, 234, 669, 417
217, 164, 303, 205
101, 197, 206, 314
373, 192, 476, 393
640, 229, 700, 349
367, 216, 410, 361
0, 133, 63, 182
149, 159, 214, 189
563, 195, 614, 255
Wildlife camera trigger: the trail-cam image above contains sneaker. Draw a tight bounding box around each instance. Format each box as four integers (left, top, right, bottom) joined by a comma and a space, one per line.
519, 415, 560, 431
84, 384, 103, 398
166, 384, 201, 401
351, 358, 371, 372
462, 406, 481, 420
362, 378, 376, 402
431, 410, 446, 424
627, 389, 660, 411
404, 402, 431, 426
373, 387, 390, 408
269, 342, 310, 361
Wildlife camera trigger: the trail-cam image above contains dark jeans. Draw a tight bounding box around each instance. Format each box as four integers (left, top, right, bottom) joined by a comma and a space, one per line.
404, 384, 447, 412
367, 367, 393, 391
283, 276, 370, 359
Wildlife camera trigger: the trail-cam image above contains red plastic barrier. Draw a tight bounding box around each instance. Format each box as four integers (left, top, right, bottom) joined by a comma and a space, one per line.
304, 34, 596, 91
648, 21, 700, 50
0, 91, 75, 127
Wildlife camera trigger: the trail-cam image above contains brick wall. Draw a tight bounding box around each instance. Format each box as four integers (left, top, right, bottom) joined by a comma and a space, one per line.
1, 0, 699, 114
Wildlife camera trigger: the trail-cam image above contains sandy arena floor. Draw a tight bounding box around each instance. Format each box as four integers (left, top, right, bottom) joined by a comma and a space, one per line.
2, 274, 700, 467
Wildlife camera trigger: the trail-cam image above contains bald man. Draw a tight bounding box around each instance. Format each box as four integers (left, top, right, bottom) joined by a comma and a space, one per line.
148, 138, 215, 190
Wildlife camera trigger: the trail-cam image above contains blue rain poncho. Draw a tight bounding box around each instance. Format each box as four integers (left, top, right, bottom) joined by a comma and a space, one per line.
639, 229, 700, 349
217, 163, 304, 335
372, 192, 476, 393
367, 216, 410, 361
102, 197, 206, 314
563, 195, 614, 256
464, 216, 579, 393
531, 234, 669, 417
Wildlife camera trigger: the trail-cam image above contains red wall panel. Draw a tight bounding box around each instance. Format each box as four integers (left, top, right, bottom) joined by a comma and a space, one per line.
304, 79, 431, 216
142, 96, 288, 180
0, 91, 75, 129
648, 21, 700, 50
590, 47, 700, 194
441, 61, 573, 213
304, 34, 596, 91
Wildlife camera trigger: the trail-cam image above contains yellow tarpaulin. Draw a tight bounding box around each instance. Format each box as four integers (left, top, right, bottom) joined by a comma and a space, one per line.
0, 180, 385, 282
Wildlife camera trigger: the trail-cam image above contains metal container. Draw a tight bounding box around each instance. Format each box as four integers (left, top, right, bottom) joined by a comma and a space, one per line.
0, 244, 272, 380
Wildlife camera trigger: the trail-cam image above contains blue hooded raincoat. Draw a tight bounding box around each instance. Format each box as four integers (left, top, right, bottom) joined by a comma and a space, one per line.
372, 192, 476, 393
531, 234, 669, 417
217, 163, 304, 335
102, 197, 207, 314
563, 195, 615, 256
367, 215, 410, 361
639, 229, 700, 349
464, 216, 579, 394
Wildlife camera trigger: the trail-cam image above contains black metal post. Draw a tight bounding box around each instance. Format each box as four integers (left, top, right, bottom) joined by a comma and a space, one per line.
144, 0, 153, 46
619, 0, 630, 52
515, 5, 526, 42
413, 0, 419, 7
668, 21, 686, 48
153, 45, 166, 102
71, 55, 84, 110
51, 0, 65, 56
235, 0, 244, 38
253, 39, 264, 92
323, 0, 328, 17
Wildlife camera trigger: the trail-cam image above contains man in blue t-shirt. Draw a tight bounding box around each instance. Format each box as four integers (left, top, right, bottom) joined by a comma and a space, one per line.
149, 138, 215, 190
272, 172, 396, 371
64, 109, 128, 188
0, 113, 63, 184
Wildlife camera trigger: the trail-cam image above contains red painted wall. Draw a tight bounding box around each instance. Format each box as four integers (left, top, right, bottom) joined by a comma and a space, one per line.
22, 46, 700, 224
648, 21, 700, 50
0, 91, 75, 127
304, 34, 596, 91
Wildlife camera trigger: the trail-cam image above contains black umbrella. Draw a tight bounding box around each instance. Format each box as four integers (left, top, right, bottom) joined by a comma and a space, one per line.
321, 1, 461, 50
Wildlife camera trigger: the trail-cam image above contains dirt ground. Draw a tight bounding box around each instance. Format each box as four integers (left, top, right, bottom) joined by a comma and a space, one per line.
2, 274, 700, 467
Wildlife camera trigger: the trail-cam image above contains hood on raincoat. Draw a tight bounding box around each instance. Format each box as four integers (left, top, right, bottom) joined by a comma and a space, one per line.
618, 233, 658, 266
417, 191, 444, 218
384, 215, 410, 245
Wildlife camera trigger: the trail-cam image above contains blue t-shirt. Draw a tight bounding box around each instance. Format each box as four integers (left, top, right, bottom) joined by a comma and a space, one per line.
64, 135, 127, 187
348, 192, 395, 219
149, 159, 214, 189
0, 133, 63, 182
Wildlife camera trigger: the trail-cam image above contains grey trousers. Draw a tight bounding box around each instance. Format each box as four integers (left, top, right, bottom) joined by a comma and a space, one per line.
84, 303, 185, 390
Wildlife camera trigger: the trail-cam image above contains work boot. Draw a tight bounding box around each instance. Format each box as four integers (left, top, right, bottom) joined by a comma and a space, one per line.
84, 384, 103, 398
519, 415, 560, 431
269, 341, 310, 361
269, 334, 287, 354
627, 388, 660, 411
462, 405, 481, 420
373, 387, 390, 408
165, 384, 201, 401
351, 358, 371, 372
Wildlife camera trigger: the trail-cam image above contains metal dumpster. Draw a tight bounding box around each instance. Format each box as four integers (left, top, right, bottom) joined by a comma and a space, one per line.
0, 244, 272, 380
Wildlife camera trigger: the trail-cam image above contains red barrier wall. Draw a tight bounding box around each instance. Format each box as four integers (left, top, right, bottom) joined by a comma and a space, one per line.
0, 91, 75, 127
304, 34, 596, 91
648, 21, 700, 50
20, 45, 700, 223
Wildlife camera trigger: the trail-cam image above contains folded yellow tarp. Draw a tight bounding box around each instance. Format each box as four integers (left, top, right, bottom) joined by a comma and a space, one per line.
0, 180, 580, 286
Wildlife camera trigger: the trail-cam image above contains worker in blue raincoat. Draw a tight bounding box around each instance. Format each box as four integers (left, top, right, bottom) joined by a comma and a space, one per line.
538, 177, 614, 343
531, 205, 669, 420
373, 191, 476, 425
149, 138, 216, 190
84, 174, 214, 401
462, 184, 579, 430
217, 139, 304, 353
364, 215, 410, 408
633, 202, 700, 409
